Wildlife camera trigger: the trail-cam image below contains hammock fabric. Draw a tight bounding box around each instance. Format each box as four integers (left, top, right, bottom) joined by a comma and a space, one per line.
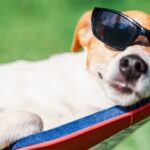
9, 98, 150, 150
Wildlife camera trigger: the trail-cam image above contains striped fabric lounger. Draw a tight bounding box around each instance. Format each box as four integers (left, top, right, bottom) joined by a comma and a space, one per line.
9, 98, 150, 150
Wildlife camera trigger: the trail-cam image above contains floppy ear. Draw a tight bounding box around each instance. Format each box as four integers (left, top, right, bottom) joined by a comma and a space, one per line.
71, 11, 92, 52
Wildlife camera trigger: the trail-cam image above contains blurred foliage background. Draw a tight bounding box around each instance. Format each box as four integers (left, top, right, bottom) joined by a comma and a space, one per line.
0, 0, 149, 149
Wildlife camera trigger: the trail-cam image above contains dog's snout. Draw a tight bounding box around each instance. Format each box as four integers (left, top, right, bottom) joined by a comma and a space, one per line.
119, 54, 148, 81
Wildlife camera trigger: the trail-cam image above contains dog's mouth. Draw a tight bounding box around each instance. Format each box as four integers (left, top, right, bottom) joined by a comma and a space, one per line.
109, 81, 133, 94
98, 72, 136, 94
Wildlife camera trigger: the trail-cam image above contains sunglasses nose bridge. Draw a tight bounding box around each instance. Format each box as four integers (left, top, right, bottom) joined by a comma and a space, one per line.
139, 28, 150, 41
140, 28, 147, 35
146, 30, 150, 41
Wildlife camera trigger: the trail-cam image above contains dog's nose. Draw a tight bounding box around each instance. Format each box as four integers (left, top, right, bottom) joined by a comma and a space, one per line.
119, 54, 148, 81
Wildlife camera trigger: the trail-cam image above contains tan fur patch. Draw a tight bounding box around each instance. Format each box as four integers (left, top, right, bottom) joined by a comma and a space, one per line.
71, 9, 150, 68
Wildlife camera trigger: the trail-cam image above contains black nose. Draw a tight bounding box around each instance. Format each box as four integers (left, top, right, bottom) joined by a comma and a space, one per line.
119, 54, 148, 81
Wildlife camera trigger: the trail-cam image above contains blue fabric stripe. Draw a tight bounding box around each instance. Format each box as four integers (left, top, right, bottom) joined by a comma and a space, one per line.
10, 98, 150, 150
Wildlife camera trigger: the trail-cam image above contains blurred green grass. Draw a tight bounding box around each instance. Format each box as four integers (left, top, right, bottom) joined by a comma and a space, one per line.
0, 0, 149, 149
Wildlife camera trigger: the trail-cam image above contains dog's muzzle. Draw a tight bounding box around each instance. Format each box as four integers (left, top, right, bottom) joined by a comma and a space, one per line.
119, 54, 148, 82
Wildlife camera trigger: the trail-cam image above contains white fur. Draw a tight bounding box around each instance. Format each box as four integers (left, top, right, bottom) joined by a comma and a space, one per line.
0, 45, 150, 148
0, 51, 113, 148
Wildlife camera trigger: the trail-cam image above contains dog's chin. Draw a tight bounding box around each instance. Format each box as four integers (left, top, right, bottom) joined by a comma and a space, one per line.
104, 82, 140, 106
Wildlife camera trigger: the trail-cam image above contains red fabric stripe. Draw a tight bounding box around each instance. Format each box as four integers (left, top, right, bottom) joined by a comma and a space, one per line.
18, 103, 150, 150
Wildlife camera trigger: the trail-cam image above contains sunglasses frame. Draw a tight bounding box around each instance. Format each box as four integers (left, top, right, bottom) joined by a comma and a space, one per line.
91, 7, 150, 50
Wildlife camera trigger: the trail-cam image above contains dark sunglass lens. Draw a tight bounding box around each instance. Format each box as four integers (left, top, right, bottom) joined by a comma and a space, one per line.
93, 10, 137, 49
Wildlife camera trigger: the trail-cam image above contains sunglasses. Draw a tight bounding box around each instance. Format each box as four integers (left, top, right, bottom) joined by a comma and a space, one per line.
91, 7, 150, 50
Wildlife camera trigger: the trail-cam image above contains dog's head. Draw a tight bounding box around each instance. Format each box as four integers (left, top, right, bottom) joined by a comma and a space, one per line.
71, 9, 150, 106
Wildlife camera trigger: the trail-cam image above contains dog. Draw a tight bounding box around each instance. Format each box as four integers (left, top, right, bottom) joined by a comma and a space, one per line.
0, 8, 150, 149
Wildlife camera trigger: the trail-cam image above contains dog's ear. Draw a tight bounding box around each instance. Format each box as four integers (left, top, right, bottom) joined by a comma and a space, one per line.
71, 11, 92, 52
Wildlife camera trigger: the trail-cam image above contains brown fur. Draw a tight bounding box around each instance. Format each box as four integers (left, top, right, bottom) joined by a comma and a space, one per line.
71, 10, 150, 67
